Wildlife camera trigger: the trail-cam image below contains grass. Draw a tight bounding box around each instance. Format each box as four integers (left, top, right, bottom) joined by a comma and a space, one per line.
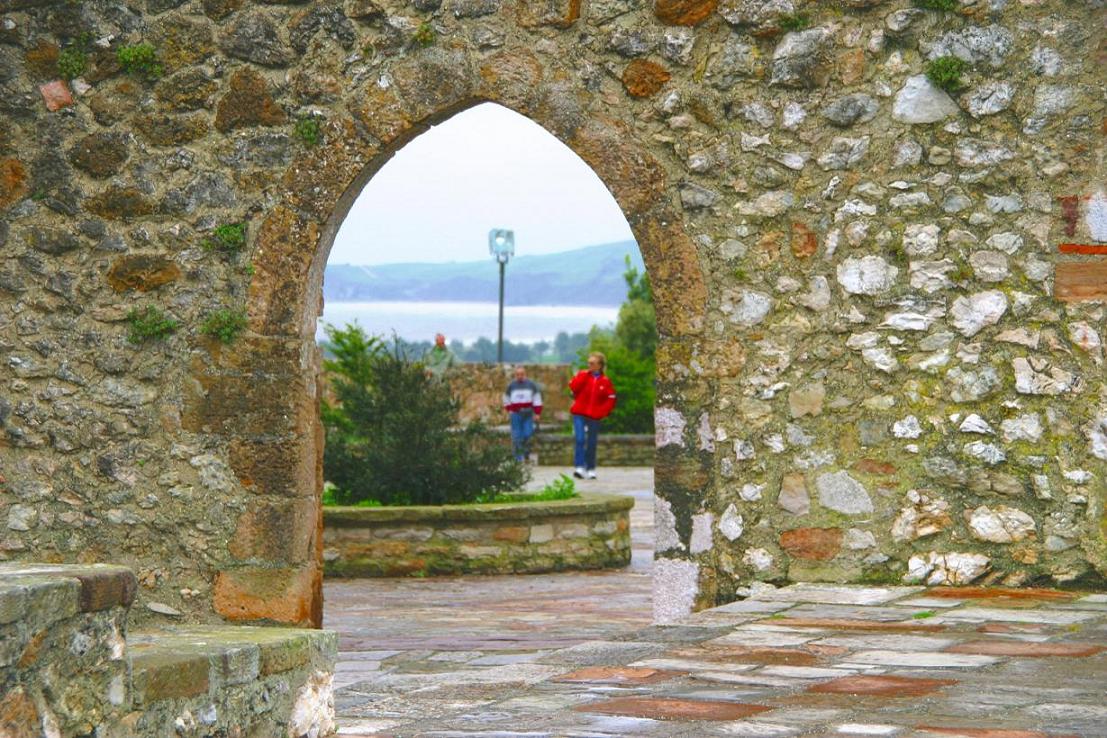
323, 474, 581, 507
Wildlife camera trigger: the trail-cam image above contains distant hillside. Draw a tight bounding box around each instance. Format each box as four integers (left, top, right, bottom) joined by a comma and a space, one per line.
323, 241, 644, 306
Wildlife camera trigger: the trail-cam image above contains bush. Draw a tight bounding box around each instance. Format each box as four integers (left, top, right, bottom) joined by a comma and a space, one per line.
323, 324, 528, 506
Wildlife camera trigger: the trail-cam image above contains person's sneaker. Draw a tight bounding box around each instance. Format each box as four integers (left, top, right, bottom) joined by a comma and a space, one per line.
573, 467, 585, 479
586, 470, 597, 479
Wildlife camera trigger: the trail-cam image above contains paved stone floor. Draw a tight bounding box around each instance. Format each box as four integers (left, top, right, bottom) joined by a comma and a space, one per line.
324, 469, 1107, 737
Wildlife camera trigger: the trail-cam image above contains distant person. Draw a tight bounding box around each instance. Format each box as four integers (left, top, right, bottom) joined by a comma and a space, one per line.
503, 365, 543, 462
423, 333, 458, 379
569, 352, 616, 479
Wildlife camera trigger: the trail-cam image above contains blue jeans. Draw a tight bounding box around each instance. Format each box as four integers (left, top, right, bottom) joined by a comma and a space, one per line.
509, 411, 535, 461
572, 414, 601, 470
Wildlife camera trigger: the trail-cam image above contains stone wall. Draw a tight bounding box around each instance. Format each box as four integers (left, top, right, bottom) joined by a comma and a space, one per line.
1, 0, 1105, 626
323, 493, 632, 576
530, 432, 655, 467
451, 363, 574, 425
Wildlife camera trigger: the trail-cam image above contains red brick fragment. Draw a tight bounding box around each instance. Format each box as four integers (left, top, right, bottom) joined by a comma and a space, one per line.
918, 728, 1079, 738
779, 527, 843, 561
577, 696, 771, 720
553, 666, 682, 684
39, 80, 73, 111
810, 675, 956, 697
946, 640, 1104, 658
654, 0, 717, 26
1059, 195, 1080, 237
622, 59, 671, 98
1058, 243, 1107, 255
852, 458, 897, 475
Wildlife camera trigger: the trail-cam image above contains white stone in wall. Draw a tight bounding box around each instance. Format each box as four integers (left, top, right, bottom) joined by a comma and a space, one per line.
903, 223, 941, 255
1012, 357, 1077, 395
959, 414, 993, 434
996, 328, 1040, 348
653, 558, 700, 624
950, 290, 1008, 337
782, 101, 806, 129
655, 407, 686, 448
947, 365, 1000, 402
1001, 413, 1043, 443
718, 504, 744, 541
985, 232, 1023, 254
846, 331, 880, 350
740, 483, 764, 501
960, 80, 1014, 118
731, 290, 772, 326
862, 347, 899, 373
697, 413, 715, 452
909, 260, 956, 294
289, 670, 335, 738
925, 24, 1014, 68
743, 548, 774, 572
1030, 46, 1063, 76
735, 440, 756, 461
893, 415, 923, 439
837, 256, 898, 295
891, 490, 951, 542
1086, 191, 1107, 242
690, 512, 714, 554
815, 470, 873, 515
955, 139, 1016, 168
1086, 412, 1107, 461
963, 440, 1006, 465
881, 307, 944, 331
1067, 322, 1102, 364
655, 496, 685, 552
892, 138, 923, 167
905, 552, 990, 586
844, 528, 877, 550
1063, 469, 1093, 485
796, 275, 831, 311
969, 250, 1008, 282
892, 75, 959, 124
817, 136, 871, 170
967, 505, 1036, 543
736, 190, 794, 216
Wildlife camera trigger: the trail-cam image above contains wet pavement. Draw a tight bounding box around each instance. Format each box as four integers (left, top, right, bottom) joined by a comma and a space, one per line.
324, 469, 1107, 737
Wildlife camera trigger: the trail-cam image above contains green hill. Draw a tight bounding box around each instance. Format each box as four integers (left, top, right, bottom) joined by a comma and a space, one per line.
323, 240, 643, 306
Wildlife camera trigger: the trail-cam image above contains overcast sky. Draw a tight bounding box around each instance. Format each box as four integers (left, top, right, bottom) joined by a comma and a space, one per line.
328, 103, 635, 266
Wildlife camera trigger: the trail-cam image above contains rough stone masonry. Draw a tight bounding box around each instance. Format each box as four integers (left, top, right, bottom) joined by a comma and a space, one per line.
0, 0, 1104, 627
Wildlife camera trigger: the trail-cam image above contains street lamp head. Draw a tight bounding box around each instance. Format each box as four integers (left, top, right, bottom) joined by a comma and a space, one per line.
488, 228, 514, 264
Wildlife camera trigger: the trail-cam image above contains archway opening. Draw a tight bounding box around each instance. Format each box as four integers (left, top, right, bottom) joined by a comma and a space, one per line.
312, 102, 660, 687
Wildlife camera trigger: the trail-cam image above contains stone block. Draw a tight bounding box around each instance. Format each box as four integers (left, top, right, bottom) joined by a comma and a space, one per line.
779, 528, 844, 561
106, 254, 181, 292
493, 526, 530, 543
130, 649, 211, 703
228, 497, 317, 564
530, 524, 555, 543
213, 566, 318, 625
1055, 261, 1107, 302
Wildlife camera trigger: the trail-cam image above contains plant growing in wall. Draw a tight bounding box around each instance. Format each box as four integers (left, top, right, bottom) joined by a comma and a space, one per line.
201, 222, 247, 254
126, 306, 178, 344
777, 13, 810, 31
57, 46, 87, 80
412, 21, 436, 48
322, 324, 528, 506
200, 308, 247, 344
914, 0, 959, 11
116, 43, 163, 81
926, 56, 968, 92
293, 115, 323, 146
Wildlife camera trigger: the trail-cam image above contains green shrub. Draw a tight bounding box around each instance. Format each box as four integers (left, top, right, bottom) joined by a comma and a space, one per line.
202, 222, 247, 254
914, 0, 958, 10
293, 116, 322, 146
200, 308, 247, 344
413, 21, 436, 48
127, 306, 178, 344
116, 43, 162, 80
57, 46, 88, 80
926, 55, 968, 92
323, 324, 528, 506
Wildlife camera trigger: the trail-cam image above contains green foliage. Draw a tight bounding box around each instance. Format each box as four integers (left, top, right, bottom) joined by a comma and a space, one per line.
127, 306, 178, 344
323, 324, 529, 506
914, 0, 958, 10
475, 474, 578, 504
293, 116, 322, 146
926, 55, 968, 92
200, 308, 247, 344
777, 13, 810, 31
413, 21, 436, 48
202, 222, 247, 254
116, 43, 163, 80
581, 255, 656, 433
57, 46, 88, 80
912, 610, 937, 619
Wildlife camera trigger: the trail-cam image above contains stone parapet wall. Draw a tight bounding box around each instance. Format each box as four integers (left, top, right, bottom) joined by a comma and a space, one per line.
0, 563, 336, 738
528, 432, 656, 467
322, 494, 633, 577
449, 363, 575, 425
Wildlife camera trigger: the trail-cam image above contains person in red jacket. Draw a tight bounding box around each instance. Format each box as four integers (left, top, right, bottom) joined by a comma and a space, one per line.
569, 352, 617, 479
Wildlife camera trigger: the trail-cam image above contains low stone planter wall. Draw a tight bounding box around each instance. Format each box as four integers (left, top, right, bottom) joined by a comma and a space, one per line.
529, 432, 655, 467
322, 494, 633, 577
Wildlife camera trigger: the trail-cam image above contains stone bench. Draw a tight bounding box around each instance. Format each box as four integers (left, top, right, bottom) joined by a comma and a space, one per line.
0, 563, 336, 737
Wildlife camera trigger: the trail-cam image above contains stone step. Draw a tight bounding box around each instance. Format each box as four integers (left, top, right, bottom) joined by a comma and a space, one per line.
1, 563, 337, 737
123, 626, 337, 737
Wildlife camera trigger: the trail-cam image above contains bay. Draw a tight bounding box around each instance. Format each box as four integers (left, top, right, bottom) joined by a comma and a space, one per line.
318, 301, 618, 343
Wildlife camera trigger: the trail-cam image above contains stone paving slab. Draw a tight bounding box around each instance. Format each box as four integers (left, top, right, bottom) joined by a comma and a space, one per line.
334, 583, 1107, 737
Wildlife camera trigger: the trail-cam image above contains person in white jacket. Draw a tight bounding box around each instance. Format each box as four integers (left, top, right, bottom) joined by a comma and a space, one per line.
503, 365, 543, 462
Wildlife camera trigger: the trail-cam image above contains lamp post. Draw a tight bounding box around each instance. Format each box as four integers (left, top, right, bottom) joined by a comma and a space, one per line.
488, 229, 514, 364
